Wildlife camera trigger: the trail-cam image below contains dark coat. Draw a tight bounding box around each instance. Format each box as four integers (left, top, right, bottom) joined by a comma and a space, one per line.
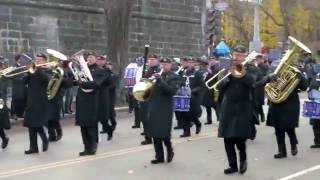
108, 71, 118, 114
11, 64, 27, 100
218, 73, 257, 139
308, 76, 320, 125
75, 64, 106, 127
97, 66, 111, 124
0, 81, 10, 129
267, 74, 308, 129
139, 65, 161, 124
185, 68, 204, 118
248, 64, 266, 106
0, 78, 8, 103
47, 72, 73, 122
24, 68, 50, 127
146, 71, 181, 138
202, 73, 218, 107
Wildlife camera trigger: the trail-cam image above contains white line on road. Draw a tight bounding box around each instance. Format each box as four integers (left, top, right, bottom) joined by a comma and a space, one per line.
278, 165, 320, 180
0, 131, 217, 178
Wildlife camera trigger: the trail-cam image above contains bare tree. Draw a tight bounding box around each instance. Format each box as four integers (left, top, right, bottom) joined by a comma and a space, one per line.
104, 0, 133, 72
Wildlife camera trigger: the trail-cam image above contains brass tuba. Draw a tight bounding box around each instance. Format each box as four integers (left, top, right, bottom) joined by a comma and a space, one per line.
68, 49, 94, 93
265, 36, 311, 103
133, 69, 163, 102
46, 49, 68, 100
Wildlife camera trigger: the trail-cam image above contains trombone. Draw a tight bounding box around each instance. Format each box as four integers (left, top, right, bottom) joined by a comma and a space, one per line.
205, 51, 259, 91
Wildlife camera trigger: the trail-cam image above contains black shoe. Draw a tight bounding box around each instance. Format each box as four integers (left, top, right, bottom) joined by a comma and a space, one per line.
2, 137, 9, 149
239, 160, 247, 174
196, 125, 202, 134
204, 122, 212, 125
56, 129, 62, 141
291, 144, 298, 156
141, 140, 152, 145
180, 134, 191, 138
86, 150, 96, 156
132, 125, 140, 129
224, 167, 238, 174
274, 153, 287, 159
173, 126, 182, 130
112, 125, 116, 131
310, 144, 320, 148
25, 149, 39, 155
49, 136, 57, 142
43, 140, 49, 152
167, 151, 174, 163
150, 159, 164, 164
100, 130, 108, 134
79, 151, 88, 156
107, 132, 113, 141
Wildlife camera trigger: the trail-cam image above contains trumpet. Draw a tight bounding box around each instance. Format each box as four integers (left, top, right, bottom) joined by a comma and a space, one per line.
205, 51, 259, 91
1, 61, 60, 78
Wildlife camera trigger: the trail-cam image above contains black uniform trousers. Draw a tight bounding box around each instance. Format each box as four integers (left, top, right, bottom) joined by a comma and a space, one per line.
204, 105, 219, 123
312, 121, 320, 145
80, 125, 98, 151
174, 112, 183, 127
140, 102, 152, 142
275, 127, 298, 154
0, 128, 7, 141
48, 120, 62, 139
257, 105, 265, 121
28, 127, 48, 150
128, 93, 134, 113
153, 137, 173, 160
64, 88, 73, 113
134, 104, 141, 127
224, 138, 247, 169
11, 98, 26, 117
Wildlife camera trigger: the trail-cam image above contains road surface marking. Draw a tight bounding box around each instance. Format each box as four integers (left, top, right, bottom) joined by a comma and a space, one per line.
278, 165, 320, 180
0, 131, 217, 178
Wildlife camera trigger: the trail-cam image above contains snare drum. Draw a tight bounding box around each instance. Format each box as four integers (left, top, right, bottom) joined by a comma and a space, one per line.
173, 96, 190, 112
302, 100, 320, 118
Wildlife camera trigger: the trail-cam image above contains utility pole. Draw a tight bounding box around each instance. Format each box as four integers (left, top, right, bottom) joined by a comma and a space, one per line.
249, 0, 262, 52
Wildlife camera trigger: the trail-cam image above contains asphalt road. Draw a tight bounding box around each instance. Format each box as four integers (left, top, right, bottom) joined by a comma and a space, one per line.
0, 95, 319, 180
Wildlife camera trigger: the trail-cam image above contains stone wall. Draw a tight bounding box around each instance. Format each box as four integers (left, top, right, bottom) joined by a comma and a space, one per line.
128, 0, 204, 58
0, 0, 204, 63
0, 0, 107, 61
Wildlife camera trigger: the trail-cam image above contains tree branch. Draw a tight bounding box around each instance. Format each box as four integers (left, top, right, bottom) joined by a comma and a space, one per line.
259, 5, 284, 27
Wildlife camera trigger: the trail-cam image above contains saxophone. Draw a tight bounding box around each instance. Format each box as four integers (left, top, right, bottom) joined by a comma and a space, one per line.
265, 36, 311, 103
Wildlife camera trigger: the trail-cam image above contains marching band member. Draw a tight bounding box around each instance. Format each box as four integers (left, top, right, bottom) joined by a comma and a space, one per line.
173, 57, 189, 130
252, 54, 269, 122
0, 60, 10, 149
180, 57, 203, 137
75, 52, 105, 156
106, 61, 118, 139
24, 53, 50, 154
11, 54, 28, 120
202, 55, 220, 124
47, 61, 73, 142
217, 45, 257, 174
146, 57, 181, 164
96, 55, 112, 140
140, 54, 161, 145
266, 69, 308, 159
308, 73, 320, 148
